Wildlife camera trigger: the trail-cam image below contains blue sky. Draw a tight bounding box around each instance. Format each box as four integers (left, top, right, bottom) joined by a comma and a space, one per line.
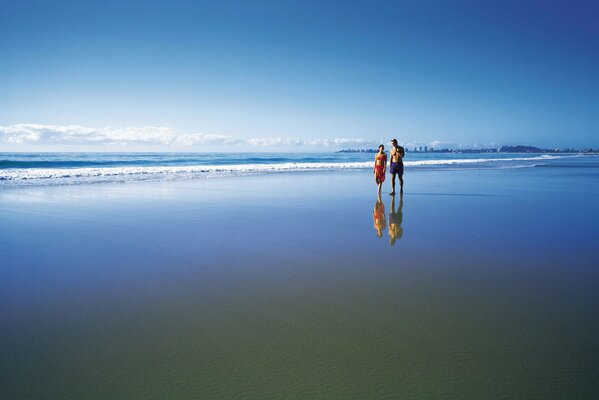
1, 0, 597, 151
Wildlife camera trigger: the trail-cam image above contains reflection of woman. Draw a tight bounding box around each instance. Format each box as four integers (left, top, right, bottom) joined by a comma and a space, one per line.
373, 193, 386, 238
373, 145, 387, 194
388, 193, 403, 246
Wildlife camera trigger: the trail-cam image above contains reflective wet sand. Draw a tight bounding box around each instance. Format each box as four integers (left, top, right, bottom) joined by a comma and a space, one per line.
1, 167, 598, 399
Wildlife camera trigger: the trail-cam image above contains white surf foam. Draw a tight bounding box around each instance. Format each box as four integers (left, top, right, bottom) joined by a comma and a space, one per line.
0, 154, 576, 186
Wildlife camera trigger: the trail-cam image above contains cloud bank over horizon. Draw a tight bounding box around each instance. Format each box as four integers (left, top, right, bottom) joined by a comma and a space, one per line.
0, 123, 379, 150
0, 123, 515, 151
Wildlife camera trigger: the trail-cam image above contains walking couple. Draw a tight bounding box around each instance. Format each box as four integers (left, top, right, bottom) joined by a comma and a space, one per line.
373, 138, 404, 195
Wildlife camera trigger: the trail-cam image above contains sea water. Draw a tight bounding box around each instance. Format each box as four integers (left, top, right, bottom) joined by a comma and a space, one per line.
1, 151, 595, 188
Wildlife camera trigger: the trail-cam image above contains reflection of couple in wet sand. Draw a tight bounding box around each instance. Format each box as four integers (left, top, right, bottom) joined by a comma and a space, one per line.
373, 193, 403, 245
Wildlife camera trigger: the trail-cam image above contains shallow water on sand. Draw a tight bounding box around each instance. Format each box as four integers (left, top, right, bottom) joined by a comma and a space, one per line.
1, 166, 598, 399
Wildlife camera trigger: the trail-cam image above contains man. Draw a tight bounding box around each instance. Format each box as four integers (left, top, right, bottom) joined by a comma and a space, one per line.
389, 138, 404, 195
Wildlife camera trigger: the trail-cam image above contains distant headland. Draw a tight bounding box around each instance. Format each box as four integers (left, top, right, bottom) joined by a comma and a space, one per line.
338, 145, 598, 154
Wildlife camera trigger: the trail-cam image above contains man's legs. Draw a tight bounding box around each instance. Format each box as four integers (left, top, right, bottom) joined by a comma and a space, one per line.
399, 174, 404, 193
390, 173, 396, 195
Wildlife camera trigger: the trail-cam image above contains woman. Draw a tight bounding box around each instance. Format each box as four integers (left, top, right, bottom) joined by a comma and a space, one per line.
373, 144, 387, 194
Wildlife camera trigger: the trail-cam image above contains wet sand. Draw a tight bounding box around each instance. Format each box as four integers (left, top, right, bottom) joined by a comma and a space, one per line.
1, 168, 598, 399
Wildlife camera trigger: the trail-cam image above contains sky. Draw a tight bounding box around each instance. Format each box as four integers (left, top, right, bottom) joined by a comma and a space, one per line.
1, 0, 597, 151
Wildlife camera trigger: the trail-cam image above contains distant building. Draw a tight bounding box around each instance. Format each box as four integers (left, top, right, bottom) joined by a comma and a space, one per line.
424, 146, 428, 152
419, 146, 423, 152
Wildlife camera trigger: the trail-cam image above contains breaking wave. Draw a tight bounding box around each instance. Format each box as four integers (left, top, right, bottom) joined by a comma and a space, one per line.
0, 154, 586, 187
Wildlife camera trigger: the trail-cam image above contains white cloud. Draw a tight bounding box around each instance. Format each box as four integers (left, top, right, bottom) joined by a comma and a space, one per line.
401, 140, 501, 150
246, 137, 375, 147
0, 123, 375, 149
0, 124, 175, 145
173, 133, 244, 146
247, 137, 304, 147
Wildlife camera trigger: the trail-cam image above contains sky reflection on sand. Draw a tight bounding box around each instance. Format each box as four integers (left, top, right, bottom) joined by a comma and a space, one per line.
1, 167, 598, 399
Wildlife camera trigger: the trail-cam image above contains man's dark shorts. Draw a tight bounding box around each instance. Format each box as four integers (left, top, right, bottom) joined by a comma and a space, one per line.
390, 162, 403, 175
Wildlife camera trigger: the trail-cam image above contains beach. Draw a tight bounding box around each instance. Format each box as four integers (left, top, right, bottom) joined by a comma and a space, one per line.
1, 163, 598, 399
3, 0, 597, 396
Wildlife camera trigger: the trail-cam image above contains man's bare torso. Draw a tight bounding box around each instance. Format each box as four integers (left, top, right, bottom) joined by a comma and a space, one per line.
390, 146, 404, 163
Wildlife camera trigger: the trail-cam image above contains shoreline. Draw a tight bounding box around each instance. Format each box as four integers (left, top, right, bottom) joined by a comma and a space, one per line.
1, 152, 595, 190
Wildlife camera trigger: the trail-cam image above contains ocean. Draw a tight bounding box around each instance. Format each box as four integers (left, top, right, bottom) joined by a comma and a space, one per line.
1, 151, 595, 188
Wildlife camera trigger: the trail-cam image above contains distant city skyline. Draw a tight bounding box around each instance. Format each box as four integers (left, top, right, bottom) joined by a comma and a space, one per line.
1, 0, 597, 151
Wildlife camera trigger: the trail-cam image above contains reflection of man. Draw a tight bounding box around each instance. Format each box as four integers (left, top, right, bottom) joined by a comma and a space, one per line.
388, 193, 403, 246
373, 194, 386, 238
389, 138, 405, 195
